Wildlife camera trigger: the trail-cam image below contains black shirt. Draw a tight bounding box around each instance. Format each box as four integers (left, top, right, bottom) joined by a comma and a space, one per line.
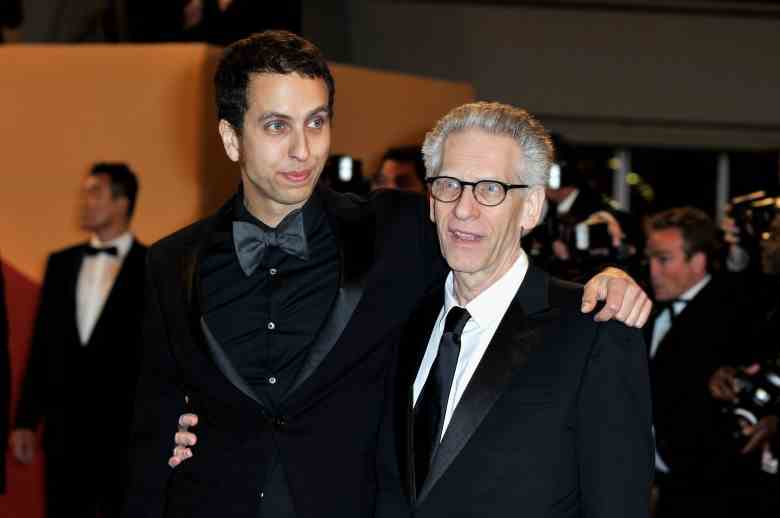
200, 191, 339, 408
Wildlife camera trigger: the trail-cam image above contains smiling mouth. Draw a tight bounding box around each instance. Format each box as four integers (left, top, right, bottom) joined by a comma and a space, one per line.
280, 169, 312, 183
449, 229, 482, 243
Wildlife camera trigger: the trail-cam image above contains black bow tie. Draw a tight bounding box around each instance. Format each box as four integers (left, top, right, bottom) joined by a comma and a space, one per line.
232, 210, 309, 276
84, 245, 118, 256
655, 298, 689, 321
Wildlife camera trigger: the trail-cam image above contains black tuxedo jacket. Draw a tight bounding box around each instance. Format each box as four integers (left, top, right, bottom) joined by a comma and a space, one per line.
15, 240, 147, 479
377, 266, 654, 518
0, 264, 9, 494
644, 277, 756, 484
122, 187, 445, 518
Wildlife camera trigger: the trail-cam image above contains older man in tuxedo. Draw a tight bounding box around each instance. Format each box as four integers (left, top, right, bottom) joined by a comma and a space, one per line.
10, 163, 146, 518
370, 102, 653, 517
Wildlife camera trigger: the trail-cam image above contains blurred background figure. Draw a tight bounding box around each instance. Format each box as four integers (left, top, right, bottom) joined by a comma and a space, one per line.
180, 0, 300, 46
0, 258, 9, 495
9, 163, 146, 518
643, 207, 775, 518
0, 0, 22, 43
370, 146, 425, 193
526, 134, 641, 281
18, 0, 301, 44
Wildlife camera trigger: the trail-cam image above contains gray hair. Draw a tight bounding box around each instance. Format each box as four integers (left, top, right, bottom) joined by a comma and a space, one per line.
422, 102, 553, 186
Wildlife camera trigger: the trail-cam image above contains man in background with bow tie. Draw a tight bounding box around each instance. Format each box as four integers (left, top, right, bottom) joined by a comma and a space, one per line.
10, 163, 147, 518
644, 207, 763, 518
124, 31, 652, 518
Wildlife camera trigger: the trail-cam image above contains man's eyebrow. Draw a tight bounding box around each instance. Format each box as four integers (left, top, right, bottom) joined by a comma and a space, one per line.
306, 105, 330, 118
259, 111, 292, 121
259, 106, 329, 121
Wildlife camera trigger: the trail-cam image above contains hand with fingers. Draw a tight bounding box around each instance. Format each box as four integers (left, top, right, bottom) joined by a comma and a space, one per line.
168, 413, 199, 468
581, 267, 652, 328
709, 366, 740, 403
741, 415, 778, 455
9, 428, 36, 465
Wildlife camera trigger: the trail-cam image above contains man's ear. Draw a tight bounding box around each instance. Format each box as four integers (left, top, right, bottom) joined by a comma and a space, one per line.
690, 251, 707, 275
218, 119, 240, 162
520, 186, 545, 230
113, 197, 130, 222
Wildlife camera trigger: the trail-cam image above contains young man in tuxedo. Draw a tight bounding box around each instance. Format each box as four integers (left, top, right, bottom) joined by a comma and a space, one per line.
10, 163, 146, 518
129, 31, 651, 518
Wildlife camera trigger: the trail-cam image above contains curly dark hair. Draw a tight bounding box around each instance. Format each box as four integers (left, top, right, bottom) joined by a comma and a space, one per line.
214, 30, 335, 132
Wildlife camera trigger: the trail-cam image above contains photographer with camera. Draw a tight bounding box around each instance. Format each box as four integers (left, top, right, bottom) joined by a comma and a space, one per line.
525, 136, 640, 281
644, 207, 770, 518
707, 213, 780, 517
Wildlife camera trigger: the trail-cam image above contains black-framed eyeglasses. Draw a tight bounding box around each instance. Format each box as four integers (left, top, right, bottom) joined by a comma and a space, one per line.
425, 176, 529, 207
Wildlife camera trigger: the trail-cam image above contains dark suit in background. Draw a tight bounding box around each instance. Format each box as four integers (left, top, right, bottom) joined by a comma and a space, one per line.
15, 240, 147, 517
123, 188, 445, 518
0, 262, 10, 494
377, 266, 654, 518
645, 277, 765, 518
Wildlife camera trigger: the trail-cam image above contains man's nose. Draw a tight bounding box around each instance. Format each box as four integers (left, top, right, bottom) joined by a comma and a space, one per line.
453, 186, 479, 220
289, 128, 310, 161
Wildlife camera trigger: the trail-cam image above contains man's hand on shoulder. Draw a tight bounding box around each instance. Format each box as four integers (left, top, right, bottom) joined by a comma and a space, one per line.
168, 413, 198, 468
581, 267, 652, 328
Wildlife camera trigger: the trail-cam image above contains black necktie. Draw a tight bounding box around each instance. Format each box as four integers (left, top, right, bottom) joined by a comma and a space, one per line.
232, 209, 309, 276
84, 245, 118, 256
414, 306, 471, 495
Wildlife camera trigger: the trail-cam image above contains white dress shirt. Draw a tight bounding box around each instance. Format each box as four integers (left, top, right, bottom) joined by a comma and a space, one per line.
649, 274, 711, 358
650, 273, 710, 473
413, 250, 529, 441
556, 188, 580, 215
76, 232, 134, 345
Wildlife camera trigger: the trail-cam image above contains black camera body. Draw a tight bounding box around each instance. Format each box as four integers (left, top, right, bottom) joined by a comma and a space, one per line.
719, 359, 780, 448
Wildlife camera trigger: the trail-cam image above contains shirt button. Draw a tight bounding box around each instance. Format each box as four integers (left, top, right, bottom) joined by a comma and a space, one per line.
269, 268, 277, 276
269, 376, 277, 385
267, 321, 276, 330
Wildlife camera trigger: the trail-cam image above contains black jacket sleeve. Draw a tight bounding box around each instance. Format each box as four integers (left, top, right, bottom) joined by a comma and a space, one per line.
15, 255, 58, 430
578, 322, 654, 518
122, 250, 187, 518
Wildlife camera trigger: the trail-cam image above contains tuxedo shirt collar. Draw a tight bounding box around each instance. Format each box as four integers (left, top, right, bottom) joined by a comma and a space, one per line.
442, 249, 530, 331
556, 188, 580, 215
677, 273, 711, 305
413, 250, 530, 425
89, 231, 134, 260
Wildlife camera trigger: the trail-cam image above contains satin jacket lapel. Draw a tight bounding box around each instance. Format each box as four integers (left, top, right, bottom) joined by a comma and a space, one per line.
68, 246, 86, 340
402, 289, 445, 504
417, 267, 552, 503
174, 196, 264, 406
200, 317, 261, 405
651, 283, 709, 365
286, 187, 374, 398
